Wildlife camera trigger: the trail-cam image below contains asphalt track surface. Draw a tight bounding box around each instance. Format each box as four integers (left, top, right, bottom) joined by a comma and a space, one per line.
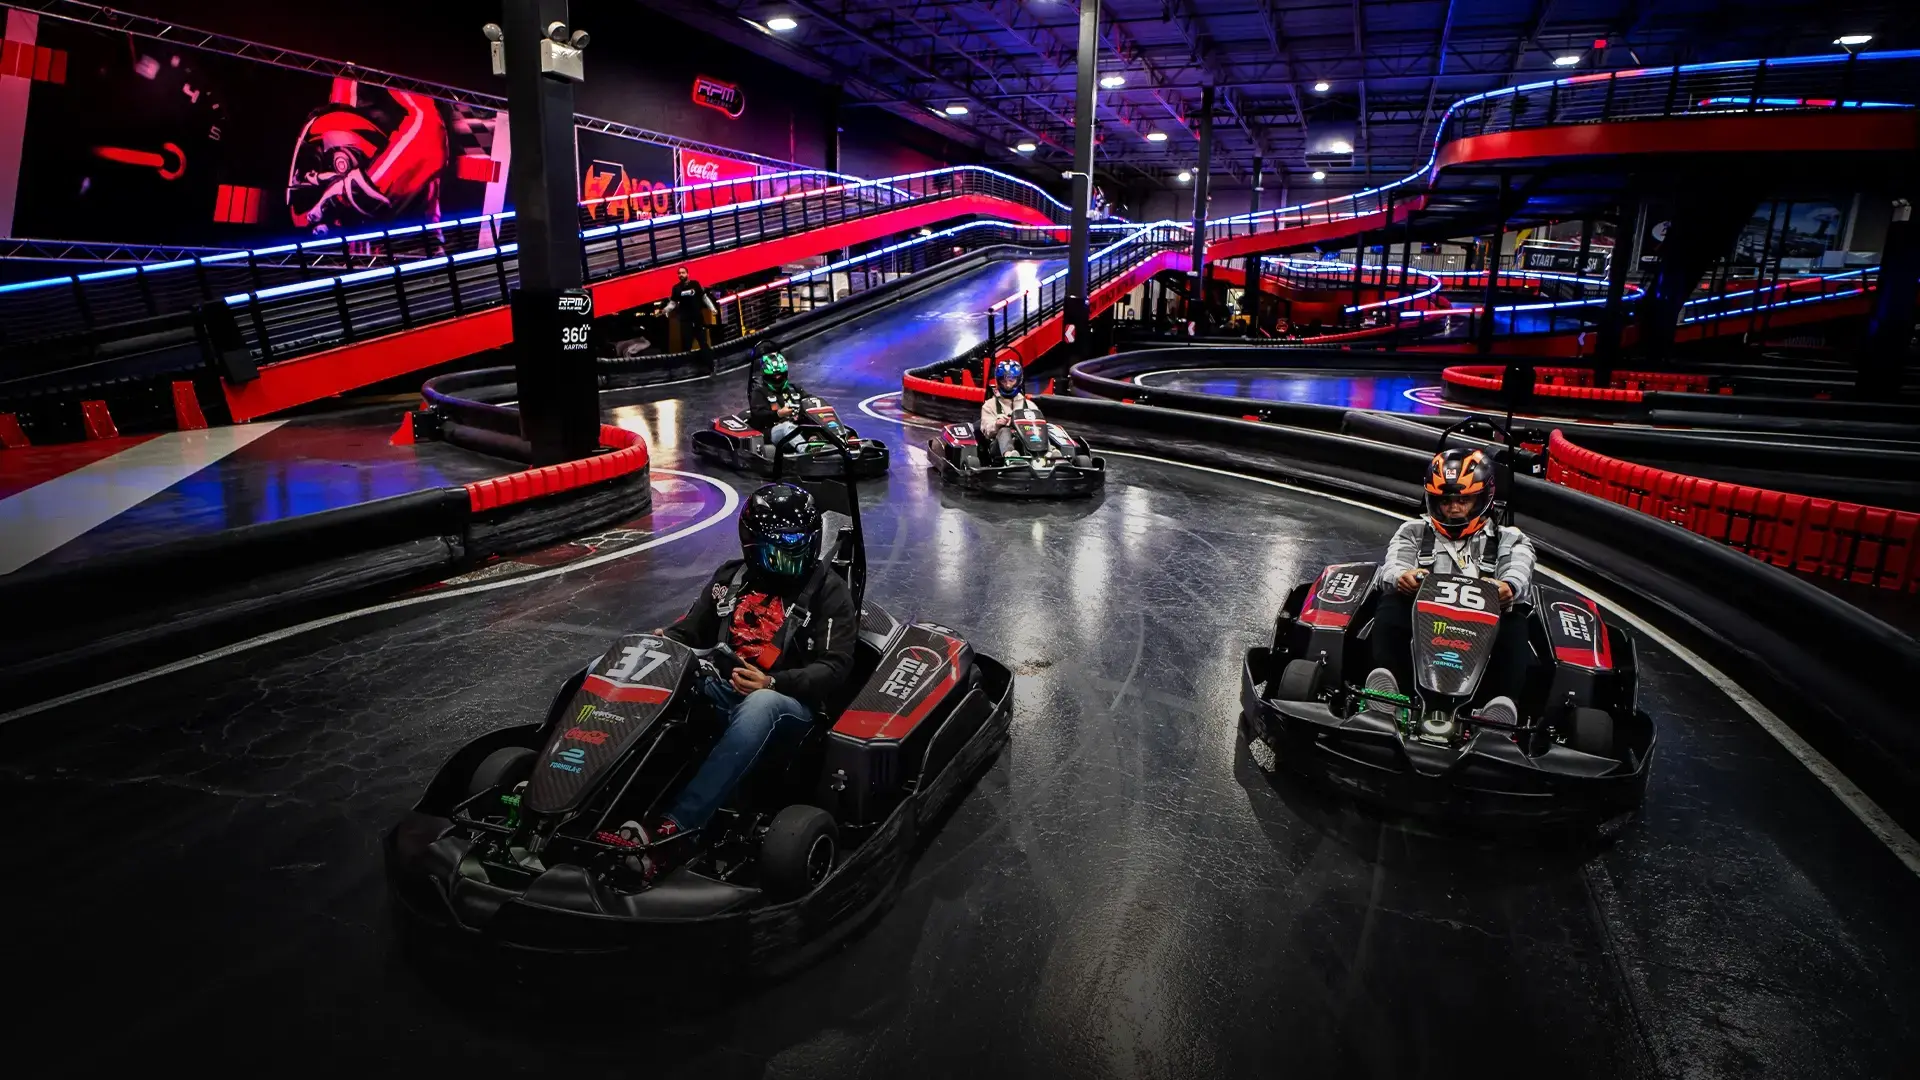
1132, 366, 1449, 415
7, 259, 1919, 1079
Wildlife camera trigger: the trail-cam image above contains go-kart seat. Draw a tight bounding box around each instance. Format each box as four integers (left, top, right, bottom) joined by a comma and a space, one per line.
819, 511, 854, 581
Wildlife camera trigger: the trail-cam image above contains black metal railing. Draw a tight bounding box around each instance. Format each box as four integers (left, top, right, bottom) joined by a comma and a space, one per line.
0, 165, 1062, 362
217, 166, 1067, 366
1206, 50, 1920, 246
979, 223, 1190, 361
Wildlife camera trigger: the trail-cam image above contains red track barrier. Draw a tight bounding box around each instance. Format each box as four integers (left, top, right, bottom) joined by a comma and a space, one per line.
463, 424, 651, 514
1443, 365, 1712, 403
1546, 430, 1917, 594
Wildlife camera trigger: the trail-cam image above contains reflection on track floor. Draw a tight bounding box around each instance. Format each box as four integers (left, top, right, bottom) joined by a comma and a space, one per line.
1134, 367, 1447, 415
6, 262, 1918, 1079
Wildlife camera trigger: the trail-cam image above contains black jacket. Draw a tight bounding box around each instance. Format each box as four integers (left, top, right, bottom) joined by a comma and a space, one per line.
747, 374, 808, 434
662, 560, 857, 709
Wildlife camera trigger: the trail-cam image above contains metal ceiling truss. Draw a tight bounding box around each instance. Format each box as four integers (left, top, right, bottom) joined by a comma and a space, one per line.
663, 0, 1911, 192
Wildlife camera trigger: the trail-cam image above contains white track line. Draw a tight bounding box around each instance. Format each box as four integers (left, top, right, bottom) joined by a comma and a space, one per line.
1102, 448, 1920, 875
0, 468, 740, 726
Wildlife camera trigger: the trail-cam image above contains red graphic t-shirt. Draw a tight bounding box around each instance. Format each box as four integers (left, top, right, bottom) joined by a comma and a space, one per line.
730, 592, 787, 671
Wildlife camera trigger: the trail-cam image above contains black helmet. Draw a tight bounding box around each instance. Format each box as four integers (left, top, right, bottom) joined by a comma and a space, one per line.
739, 483, 820, 577
1423, 448, 1496, 540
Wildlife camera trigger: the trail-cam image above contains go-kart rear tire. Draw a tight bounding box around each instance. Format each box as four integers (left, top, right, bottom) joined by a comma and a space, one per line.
1277, 659, 1322, 701
761, 805, 838, 899
1073, 454, 1094, 469
1570, 707, 1615, 757
468, 746, 537, 797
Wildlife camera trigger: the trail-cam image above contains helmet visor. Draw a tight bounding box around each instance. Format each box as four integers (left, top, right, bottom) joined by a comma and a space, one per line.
747, 529, 815, 576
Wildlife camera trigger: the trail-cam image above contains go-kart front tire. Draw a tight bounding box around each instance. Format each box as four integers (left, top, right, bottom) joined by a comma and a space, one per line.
762, 805, 838, 900
1277, 659, 1322, 701
468, 746, 537, 797
1570, 707, 1615, 757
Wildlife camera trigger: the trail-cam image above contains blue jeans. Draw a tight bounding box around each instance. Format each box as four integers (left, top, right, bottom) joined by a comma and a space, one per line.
664, 676, 813, 832
768, 420, 799, 450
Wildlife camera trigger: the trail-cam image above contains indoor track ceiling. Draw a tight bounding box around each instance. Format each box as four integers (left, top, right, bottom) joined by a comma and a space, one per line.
645, 0, 1915, 190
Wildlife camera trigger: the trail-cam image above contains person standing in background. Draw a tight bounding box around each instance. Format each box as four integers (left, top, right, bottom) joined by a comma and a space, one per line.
667, 266, 717, 351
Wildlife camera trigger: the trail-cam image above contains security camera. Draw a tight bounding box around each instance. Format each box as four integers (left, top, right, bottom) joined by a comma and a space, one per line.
482, 23, 503, 42
547, 21, 570, 43
570, 29, 591, 48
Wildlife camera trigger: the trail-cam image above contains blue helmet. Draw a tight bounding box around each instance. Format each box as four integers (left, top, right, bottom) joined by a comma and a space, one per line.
992, 358, 1024, 398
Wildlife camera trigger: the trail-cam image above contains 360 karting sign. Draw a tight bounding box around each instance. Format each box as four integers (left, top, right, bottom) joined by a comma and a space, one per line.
692, 75, 745, 118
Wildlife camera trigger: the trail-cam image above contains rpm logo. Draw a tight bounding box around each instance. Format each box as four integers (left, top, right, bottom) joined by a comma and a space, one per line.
692, 75, 745, 118
878, 645, 943, 702
1552, 601, 1593, 642
557, 292, 593, 316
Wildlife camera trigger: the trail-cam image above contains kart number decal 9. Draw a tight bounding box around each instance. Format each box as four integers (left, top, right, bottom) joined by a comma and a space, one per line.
1431, 579, 1489, 611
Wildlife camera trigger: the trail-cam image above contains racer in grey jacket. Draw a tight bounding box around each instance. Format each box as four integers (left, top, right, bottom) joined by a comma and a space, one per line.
1367, 448, 1536, 712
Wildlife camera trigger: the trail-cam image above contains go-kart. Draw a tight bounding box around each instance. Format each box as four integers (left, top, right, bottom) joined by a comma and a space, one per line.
692, 396, 890, 480
928, 406, 1104, 497
1239, 417, 1655, 830
387, 422, 1010, 977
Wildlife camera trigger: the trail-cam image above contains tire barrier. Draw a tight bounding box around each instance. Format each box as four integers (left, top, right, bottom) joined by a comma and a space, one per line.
1546, 430, 1918, 594
1443, 365, 1714, 403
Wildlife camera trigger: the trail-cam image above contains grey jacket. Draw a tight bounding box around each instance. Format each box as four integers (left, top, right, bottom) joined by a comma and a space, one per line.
1380, 519, 1536, 593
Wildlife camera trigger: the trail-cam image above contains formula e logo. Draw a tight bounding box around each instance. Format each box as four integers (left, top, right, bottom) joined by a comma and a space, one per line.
1552, 602, 1593, 642
1320, 570, 1362, 602
692, 75, 745, 118
550, 747, 589, 773
878, 646, 943, 701
564, 727, 611, 745
1433, 650, 1465, 670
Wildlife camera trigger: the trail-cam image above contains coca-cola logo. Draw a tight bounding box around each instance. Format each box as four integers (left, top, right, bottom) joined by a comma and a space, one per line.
692, 76, 745, 118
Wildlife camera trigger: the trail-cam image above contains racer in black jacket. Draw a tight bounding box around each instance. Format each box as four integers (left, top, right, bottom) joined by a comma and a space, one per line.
641, 483, 856, 852
747, 343, 808, 449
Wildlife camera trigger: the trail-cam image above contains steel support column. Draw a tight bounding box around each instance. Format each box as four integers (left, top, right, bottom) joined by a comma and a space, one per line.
1063, 0, 1100, 356
504, 0, 598, 464
1188, 84, 1214, 332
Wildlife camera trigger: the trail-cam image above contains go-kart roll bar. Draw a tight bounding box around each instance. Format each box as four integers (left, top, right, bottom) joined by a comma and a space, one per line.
771, 423, 869, 612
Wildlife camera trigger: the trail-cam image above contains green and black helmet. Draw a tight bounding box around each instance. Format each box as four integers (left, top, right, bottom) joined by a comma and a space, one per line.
759, 350, 789, 391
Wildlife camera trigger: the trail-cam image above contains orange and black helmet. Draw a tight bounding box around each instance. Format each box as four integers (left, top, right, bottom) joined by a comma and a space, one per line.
1423, 448, 1495, 539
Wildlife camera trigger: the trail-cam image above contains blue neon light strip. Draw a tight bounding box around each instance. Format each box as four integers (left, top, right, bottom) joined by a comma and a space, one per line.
988, 220, 1190, 313
1217, 48, 1920, 235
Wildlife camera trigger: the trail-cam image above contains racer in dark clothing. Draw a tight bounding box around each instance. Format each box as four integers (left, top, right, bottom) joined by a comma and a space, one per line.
632, 483, 856, 860
667, 267, 715, 351
1366, 448, 1536, 721
747, 342, 809, 448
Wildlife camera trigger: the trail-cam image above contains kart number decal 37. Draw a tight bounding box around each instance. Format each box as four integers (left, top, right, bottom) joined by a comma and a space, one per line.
528, 635, 691, 814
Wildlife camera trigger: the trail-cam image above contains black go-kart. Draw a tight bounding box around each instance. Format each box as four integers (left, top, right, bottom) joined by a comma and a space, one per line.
386, 422, 1010, 977
1239, 417, 1655, 830
692, 396, 890, 480
928, 406, 1105, 497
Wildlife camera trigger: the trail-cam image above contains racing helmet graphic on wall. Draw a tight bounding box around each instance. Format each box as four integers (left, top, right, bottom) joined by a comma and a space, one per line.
286, 90, 448, 232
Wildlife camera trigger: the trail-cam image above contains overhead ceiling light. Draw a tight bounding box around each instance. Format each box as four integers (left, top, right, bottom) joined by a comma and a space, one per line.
1328, 139, 1353, 154
765, 15, 798, 32
1014, 140, 1037, 153
944, 103, 970, 116
1176, 170, 1192, 182
1146, 130, 1169, 142
1312, 80, 1331, 93
1100, 74, 1127, 89
1312, 170, 1326, 181
1835, 34, 1874, 46
1552, 54, 1582, 67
